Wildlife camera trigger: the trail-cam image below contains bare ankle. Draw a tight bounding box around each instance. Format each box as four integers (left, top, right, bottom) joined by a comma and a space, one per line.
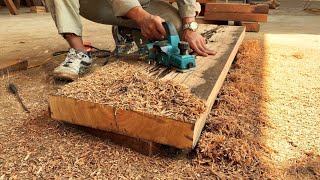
63, 33, 86, 52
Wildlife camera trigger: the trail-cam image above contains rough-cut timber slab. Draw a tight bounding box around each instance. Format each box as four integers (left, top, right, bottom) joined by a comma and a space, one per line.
206, 3, 269, 14
4, 0, 19, 15
75, 126, 162, 156
0, 59, 28, 76
196, 17, 229, 25
30, 6, 46, 13
49, 25, 245, 150
205, 12, 268, 22
235, 21, 260, 32
49, 96, 194, 149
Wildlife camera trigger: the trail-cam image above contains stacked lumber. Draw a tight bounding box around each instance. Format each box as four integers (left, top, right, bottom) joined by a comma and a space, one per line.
30, 5, 45, 13
49, 25, 245, 153
204, 3, 269, 32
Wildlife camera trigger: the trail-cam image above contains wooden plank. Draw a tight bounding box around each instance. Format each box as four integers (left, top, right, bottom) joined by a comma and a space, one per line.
0, 59, 28, 76
13, 0, 20, 9
196, 16, 229, 25
76, 126, 162, 156
49, 96, 195, 149
29, 0, 42, 6
25, 0, 32, 7
41, 0, 49, 12
30, 6, 46, 13
235, 21, 260, 32
204, 12, 268, 22
191, 26, 246, 148
4, 0, 19, 15
206, 3, 269, 14
49, 25, 245, 150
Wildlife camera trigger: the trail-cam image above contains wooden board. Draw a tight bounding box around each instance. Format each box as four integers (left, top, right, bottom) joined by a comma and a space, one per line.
235, 21, 260, 32
49, 96, 195, 149
30, 6, 46, 13
76, 126, 162, 156
49, 25, 246, 150
13, 0, 20, 9
4, 0, 18, 15
206, 3, 269, 14
0, 59, 28, 76
196, 16, 229, 25
204, 12, 268, 22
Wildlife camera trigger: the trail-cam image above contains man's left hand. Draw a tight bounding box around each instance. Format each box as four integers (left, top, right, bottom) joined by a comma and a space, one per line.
182, 30, 216, 57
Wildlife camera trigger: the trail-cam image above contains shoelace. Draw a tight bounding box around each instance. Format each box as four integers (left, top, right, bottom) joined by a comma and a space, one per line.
63, 50, 88, 67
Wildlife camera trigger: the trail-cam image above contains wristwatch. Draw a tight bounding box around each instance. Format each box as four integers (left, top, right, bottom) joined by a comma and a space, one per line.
183, 21, 199, 32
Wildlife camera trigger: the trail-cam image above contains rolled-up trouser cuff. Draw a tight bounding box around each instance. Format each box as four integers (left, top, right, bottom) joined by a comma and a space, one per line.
57, 26, 83, 37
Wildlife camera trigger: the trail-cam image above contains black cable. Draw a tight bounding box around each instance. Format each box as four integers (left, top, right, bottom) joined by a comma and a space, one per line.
52, 44, 112, 58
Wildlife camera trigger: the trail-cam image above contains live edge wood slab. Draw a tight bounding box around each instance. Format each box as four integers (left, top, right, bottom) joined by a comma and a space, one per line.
49, 25, 245, 150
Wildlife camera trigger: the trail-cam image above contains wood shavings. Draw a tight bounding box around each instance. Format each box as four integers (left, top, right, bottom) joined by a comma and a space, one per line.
55, 61, 206, 123
194, 40, 273, 178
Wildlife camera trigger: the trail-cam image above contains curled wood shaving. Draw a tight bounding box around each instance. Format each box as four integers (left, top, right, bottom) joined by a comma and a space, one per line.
56, 61, 206, 123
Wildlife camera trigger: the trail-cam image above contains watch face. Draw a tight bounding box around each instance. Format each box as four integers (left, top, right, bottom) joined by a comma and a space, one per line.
190, 22, 198, 31
183, 22, 199, 31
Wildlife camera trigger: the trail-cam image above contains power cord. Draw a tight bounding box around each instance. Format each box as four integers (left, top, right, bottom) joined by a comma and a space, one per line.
27, 45, 112, 69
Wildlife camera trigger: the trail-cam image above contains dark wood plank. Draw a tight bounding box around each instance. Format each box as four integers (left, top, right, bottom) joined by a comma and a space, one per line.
30, 6, 46, 13
206, 3, 269, 14
13, 0, 20, 9
77, 126, 162, 156
25, 0, 32, 7
196, 16, 229, 25
204, 12, 268, 22
0, 59, 28, 75
49, 96, 195, 149
235, 21, 260, 32
4, 0, 19, 15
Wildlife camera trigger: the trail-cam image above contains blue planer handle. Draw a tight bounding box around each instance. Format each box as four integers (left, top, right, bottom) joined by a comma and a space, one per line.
162, 21, 180, 47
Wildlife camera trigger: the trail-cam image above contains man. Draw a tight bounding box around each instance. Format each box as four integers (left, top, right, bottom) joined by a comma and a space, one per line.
45, 0, 215, 80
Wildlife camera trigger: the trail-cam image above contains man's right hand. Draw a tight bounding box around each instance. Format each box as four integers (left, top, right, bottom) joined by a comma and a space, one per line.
125, 7, 166, 41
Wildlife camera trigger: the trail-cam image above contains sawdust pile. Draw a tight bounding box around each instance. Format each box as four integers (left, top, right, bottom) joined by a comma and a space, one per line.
56, 62, 206, 123
194, 40, 272, 178
285, 153, 320, 179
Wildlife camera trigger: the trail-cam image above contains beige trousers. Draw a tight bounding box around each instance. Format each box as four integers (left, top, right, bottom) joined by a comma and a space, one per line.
45, 0, 182, 37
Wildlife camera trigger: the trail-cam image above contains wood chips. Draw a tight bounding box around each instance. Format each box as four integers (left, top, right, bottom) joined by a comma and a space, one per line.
55, 61, 206, 123
194, 40, 272, 178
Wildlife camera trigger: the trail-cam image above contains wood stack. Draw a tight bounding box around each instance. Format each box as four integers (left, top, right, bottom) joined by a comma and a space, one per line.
204, 3, 269, 32
2, 0, 48, 15
30, 5, 46, 13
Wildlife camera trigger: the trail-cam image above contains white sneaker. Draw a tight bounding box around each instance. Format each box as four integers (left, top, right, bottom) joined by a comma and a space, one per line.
53, 48, 92, 81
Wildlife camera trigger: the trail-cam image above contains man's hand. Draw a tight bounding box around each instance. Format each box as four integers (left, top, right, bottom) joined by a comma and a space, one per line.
126, 7, 166, 40
182, 17, 215, 56
182, 30, 215, 57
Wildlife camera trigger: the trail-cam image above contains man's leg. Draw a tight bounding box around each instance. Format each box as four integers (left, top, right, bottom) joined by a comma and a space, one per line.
79, 0, 182, 34
46, 0, 86, 51
46, 0, 92, 80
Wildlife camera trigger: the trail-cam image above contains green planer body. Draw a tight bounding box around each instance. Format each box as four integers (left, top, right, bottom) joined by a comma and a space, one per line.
140, 21, 196, 71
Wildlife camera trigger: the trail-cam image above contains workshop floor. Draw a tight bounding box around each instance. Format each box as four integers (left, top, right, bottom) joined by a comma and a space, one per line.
1, 0, 320, 179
